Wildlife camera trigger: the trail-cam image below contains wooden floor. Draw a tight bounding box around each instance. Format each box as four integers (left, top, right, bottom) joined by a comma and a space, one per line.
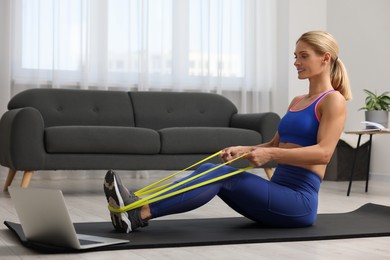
1, 170, 390, 260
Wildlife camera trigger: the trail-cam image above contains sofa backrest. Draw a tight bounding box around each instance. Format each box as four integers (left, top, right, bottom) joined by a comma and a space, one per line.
8, 89, 135, 127
129, 92, 237, 130
8, 89, 238, 129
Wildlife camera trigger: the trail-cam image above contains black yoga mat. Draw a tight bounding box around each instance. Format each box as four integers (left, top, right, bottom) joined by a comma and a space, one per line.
5, 203, 390, 253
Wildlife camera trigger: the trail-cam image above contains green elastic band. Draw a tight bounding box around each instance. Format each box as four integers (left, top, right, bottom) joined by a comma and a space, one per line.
108, 152, 251, 213
134, 151, 222, 197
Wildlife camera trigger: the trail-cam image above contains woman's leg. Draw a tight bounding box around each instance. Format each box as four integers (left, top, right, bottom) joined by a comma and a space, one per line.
104, 163, 252, 232
149, 163, 239, 218
151, 164, 320, 227
217, 165, 320, 227
104, 163, 319, 233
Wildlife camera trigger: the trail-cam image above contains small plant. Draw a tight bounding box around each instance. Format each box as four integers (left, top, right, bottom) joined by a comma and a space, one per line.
359, 89, 390, 111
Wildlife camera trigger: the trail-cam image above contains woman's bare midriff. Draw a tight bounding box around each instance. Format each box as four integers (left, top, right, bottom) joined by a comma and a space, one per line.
278, 142, 326, 180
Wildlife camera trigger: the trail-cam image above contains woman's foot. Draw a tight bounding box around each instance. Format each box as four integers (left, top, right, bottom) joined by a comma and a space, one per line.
103, 170, 147, 233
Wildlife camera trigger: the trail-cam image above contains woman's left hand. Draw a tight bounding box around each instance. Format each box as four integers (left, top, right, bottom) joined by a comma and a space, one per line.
245, 147, 272, 167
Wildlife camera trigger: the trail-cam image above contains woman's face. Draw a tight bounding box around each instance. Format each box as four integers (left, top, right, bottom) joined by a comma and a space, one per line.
294, 41, 327, 80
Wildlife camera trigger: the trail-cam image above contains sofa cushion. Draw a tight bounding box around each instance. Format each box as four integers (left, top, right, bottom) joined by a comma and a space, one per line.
45, 126, 160, 154
159, 127, 262, 154
8, 89, 135, 127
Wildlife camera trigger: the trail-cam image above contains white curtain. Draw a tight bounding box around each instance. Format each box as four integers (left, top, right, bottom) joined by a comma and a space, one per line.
2, 0, 276, 113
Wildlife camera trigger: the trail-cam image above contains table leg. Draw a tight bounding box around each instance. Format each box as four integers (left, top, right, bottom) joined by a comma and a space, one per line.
347, 134, 361, 196
365, 134, 373, 192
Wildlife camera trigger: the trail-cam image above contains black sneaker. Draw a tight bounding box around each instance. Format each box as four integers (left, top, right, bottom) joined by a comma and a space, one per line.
103, 170, 147, 233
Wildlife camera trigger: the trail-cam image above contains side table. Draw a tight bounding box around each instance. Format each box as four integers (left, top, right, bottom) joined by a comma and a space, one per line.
344, 130, 390, 196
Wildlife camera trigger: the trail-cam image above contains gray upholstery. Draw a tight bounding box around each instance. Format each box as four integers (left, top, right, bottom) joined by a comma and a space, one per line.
129, 92, 237, 130
159, 127, 261, 154
8, 89, 135, 127
45, 126, 160, 154
0, 88, 281, 172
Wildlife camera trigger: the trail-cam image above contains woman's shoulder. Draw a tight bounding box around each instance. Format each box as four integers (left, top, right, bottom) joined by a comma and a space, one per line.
322, 90, 346, 104
318, 90, 346, 114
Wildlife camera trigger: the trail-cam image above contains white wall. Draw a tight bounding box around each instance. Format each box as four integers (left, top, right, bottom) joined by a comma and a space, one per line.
0, 0, 11, 115
327, 0, 390, 177
274, 0, 328, 115
278, 0, 390, 177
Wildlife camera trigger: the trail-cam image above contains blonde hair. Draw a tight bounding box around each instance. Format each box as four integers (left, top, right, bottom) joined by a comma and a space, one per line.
297, 31, 352, 100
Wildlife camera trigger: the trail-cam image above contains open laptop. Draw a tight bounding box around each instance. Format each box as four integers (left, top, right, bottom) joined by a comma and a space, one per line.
9, 187, 129, 249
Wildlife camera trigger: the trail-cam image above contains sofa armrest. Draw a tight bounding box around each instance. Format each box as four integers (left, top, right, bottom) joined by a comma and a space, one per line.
0, 107, 46, 170
231, 112, 280, 143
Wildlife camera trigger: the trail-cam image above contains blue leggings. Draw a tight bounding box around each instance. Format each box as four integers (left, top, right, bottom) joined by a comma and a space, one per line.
149, 163, 322, 228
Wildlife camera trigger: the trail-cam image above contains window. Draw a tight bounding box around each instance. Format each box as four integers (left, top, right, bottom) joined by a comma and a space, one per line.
12, 0, 274, 91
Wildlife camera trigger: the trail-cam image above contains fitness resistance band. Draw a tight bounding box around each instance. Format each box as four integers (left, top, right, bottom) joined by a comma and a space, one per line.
108, 151, 253, 213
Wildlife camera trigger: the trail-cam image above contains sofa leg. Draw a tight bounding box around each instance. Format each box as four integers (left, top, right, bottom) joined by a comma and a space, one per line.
21, 171, 33, 188
3, 169, 17, 192
264, 168, 274, 180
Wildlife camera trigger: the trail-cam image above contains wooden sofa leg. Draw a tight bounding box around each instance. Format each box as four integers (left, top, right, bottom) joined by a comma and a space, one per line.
21, 171, 33, 188
3, 169, 17, 192
264, 168, 274, 180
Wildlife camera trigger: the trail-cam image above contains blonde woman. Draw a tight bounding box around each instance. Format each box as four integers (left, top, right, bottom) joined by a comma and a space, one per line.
104, 31, 352, 233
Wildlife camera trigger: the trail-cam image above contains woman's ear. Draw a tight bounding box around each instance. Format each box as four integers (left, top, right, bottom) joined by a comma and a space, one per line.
323, 52, 331, 63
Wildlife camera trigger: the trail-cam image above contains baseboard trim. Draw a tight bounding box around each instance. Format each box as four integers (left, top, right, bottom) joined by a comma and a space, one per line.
369, 172, 390, 182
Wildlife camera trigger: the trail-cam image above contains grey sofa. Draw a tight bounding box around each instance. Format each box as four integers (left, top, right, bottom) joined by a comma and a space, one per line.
0, 88, 280, 191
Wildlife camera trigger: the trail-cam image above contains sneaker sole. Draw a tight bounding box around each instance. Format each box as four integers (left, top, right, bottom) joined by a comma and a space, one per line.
104, 171, 132, 233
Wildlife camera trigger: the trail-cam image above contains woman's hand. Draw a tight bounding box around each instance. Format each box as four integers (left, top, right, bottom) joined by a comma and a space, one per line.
244, 147, 273, 167
220, 146, 273, 167
220, 146, 254, 162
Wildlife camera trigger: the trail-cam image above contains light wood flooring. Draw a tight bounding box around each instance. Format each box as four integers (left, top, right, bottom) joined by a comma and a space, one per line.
1, 170, 390, 260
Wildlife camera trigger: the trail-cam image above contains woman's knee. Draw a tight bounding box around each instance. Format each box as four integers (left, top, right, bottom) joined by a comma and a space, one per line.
197, 163, 217, 172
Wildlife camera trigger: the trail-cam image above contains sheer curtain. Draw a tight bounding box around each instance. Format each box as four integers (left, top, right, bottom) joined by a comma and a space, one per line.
4, 0, 276, 113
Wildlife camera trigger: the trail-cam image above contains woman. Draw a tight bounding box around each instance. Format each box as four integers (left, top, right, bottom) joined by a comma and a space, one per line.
104, 31, 352, 233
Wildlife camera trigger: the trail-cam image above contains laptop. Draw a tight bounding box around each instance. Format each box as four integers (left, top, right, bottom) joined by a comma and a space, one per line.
9, 187, 129, 249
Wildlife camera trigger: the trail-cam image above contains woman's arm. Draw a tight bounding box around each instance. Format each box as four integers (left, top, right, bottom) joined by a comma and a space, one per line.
246, 92, 346, 167
220, 96, 303, 162
220, 133, 280, 162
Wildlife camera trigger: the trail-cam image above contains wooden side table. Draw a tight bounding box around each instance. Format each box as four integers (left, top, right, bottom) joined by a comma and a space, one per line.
344, 130, 390, 196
